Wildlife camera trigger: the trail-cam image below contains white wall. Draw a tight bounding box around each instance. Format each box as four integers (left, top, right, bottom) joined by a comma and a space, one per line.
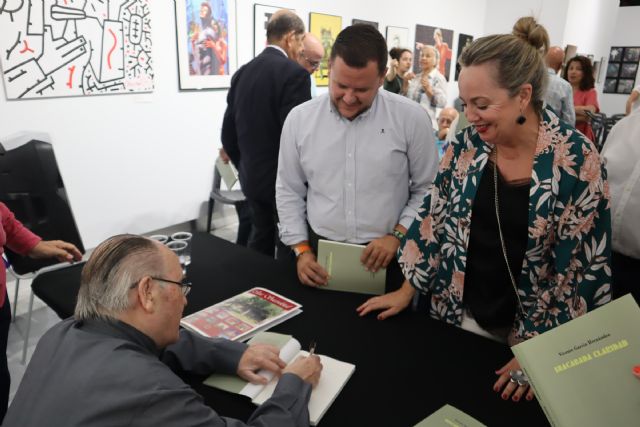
0, 0, 487, 248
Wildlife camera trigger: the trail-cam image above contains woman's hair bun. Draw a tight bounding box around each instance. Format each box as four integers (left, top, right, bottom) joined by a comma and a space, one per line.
512, 16, 549, 54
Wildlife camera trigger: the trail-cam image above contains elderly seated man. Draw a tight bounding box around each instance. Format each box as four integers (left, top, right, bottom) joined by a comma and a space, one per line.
5, 234, 322, 427
435, 107, 458, 158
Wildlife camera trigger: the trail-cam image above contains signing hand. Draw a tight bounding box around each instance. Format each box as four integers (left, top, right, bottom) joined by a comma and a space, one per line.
283, 354, 323, 388
296, 252, 329, 287
357, 280, 415, 320
28, 240, 82, 263
494, 357, 535, 402
237, 343, 287, 384
360, 235, 399, 272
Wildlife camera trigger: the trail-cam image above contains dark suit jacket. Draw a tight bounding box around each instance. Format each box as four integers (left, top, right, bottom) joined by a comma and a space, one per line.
221, 47, 311, 202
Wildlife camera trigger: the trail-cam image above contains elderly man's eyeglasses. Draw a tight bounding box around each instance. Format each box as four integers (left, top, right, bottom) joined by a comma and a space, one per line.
300, 53, 320, 70
130, 277, 192, 296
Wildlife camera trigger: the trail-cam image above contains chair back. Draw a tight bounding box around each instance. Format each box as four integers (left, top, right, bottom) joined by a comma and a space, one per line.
0, 139, 84, 274
31, 261, 85, 319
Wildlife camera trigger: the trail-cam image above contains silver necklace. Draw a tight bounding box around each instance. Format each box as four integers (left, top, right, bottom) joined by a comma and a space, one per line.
493, 147, 526, 317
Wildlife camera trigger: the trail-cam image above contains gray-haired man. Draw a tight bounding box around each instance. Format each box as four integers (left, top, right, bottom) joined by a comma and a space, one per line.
5, 235, 321, 427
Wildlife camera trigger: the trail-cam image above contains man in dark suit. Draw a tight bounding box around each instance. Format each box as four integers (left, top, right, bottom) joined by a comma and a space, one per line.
221, 10, 311, 257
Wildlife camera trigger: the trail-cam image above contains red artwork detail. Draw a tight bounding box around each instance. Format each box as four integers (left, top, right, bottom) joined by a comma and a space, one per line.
19, 40, 35, 54
107, 28, 117, 69
66, 65, 76, 89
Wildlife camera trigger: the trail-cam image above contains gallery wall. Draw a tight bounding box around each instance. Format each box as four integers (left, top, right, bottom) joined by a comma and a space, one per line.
0, 0, 631, 249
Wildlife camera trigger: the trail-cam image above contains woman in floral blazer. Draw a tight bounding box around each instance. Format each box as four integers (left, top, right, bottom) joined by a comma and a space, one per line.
358, 17, 611, 403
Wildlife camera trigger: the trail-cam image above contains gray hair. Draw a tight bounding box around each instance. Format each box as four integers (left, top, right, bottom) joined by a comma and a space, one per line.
459, 17, 549, 114
422, 44, 440, 71
75, 234, 164, 320
266, 10, 304, 43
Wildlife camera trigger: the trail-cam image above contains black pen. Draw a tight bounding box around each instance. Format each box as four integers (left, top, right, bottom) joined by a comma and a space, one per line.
309, 341, 317, 356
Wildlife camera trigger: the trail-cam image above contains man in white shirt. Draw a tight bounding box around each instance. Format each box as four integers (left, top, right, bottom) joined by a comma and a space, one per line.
543, 46, 576, 125
276, 24, 438, 290
601, 108, 640, 302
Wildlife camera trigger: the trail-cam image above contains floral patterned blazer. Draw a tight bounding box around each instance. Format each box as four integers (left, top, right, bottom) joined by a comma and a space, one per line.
398, 108, 612, 343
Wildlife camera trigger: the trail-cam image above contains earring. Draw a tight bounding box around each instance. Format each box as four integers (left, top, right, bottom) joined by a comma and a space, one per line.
516, 110, 526, 125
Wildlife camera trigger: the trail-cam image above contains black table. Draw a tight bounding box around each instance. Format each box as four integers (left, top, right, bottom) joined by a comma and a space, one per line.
184, 233, 549, 427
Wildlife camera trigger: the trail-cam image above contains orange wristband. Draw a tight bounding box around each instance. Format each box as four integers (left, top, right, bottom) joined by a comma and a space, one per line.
293, 243, 312, 257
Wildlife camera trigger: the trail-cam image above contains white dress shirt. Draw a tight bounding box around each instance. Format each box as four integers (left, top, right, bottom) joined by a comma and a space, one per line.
544, 68, 576, 125
276, 90, 438, 245
601, 108, 640, 258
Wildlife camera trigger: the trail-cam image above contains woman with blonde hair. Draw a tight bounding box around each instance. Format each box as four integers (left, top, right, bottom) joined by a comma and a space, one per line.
406, 44, 447, 127
359, 17, 611, 403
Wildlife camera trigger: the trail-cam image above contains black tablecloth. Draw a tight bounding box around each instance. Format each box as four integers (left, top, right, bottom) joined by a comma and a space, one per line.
183, 233, 550, 427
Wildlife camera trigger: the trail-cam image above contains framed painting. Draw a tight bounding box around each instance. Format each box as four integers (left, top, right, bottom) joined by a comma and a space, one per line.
309, 12, 342, 87
455, 33, 473, 81
385, 26, 409, 50
0, 0, 154, 99
414, 24, 454, 81
352, 19, 378, 29
175, 0, 237, 90
254, 4, 294, 57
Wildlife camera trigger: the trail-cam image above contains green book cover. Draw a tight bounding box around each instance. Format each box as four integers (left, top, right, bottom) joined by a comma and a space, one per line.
511, 294, 640, 427
413, 404, 486, 427
317, 239, 385, 295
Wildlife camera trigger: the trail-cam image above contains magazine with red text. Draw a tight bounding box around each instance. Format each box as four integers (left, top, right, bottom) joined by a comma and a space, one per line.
180, 287, 302, 341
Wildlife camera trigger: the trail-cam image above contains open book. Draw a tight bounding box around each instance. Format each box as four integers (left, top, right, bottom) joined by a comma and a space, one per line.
180, 287, 302, 341
317, 239, 385, 295
204, 332, 355, 426
414, 404, 486, 427
511, 294, 640, 427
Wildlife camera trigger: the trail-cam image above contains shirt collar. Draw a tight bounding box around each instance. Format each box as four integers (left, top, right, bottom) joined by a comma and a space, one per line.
328, 90, 381, 121
265, 44, 288, 58
78, 317, 160, 356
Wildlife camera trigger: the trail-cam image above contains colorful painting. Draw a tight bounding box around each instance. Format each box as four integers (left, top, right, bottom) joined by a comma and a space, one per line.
454, 33, 473, 81
414, 24, 454, 81
309, 12, 342, 87
254, 4, 294, 57
385, 26, 409, 50
0, 0, 153, 100
175, 0, 236, 90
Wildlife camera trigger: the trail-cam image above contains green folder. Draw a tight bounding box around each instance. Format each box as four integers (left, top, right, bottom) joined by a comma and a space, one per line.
317, 239, 385, 295
414, 404, 486, 427
511, 294, 640, 427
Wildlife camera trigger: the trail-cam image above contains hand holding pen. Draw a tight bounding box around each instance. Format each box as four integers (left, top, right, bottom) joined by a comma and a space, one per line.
283, 340, 323, 388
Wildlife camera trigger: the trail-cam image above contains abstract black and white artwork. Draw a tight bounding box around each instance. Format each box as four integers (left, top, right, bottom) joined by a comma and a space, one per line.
0, 0, 154, 100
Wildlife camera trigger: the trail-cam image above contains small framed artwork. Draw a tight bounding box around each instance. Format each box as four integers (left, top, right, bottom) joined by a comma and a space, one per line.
617, 79, 635, 94
254, 4, 294, 57
352, 19, 379, 29
309, 12, 342, 87
455, 34, 474, 81
385, 26, 409, 49
623, 47, 640, 62
606, 62, 620, 78
175, 0, 237, 90
604, 78, 618, 93
620, 62, 639, 79
609, 47, 624, 62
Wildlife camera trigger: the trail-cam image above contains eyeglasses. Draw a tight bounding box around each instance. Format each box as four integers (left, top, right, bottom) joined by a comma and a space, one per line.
300, 52, 320, 70
130, 276, 192, 296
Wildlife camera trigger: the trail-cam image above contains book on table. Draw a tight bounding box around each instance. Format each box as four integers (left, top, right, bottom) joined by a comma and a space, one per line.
180, 287, 302, 341
413, 404, 486, 427
204, 332, 355, 426
317, 239, 385, 295
511, 294, 640, 427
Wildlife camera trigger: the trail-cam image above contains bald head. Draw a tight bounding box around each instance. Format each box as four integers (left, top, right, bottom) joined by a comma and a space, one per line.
546, 46, 565, 72
437, 107, 459, 139
298, 33, 325, 73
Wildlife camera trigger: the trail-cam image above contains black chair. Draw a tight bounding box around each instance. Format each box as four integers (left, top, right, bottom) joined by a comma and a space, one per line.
206, 158, 246, 233
0, 137, 84, 362
585, 111, 607, 151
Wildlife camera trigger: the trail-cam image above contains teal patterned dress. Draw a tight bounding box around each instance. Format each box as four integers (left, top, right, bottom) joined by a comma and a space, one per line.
398, 108, 612, 343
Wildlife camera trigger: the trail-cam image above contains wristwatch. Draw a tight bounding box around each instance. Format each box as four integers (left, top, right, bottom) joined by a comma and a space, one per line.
293, 243, 312, 257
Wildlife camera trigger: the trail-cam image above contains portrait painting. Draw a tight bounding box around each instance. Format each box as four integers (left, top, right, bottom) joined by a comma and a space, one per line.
309, 12, 342, 87
414, 24, 454, 81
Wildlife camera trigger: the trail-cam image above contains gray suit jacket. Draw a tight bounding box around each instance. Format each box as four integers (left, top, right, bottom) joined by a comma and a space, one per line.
4, 318, 311, 427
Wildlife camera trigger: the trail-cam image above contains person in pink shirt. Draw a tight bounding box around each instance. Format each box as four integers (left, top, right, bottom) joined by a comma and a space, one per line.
0, 202, 81, 421
563, 55, 600, 142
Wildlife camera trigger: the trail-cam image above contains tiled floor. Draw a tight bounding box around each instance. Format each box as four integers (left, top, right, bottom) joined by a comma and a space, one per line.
6, 220, 239, 402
